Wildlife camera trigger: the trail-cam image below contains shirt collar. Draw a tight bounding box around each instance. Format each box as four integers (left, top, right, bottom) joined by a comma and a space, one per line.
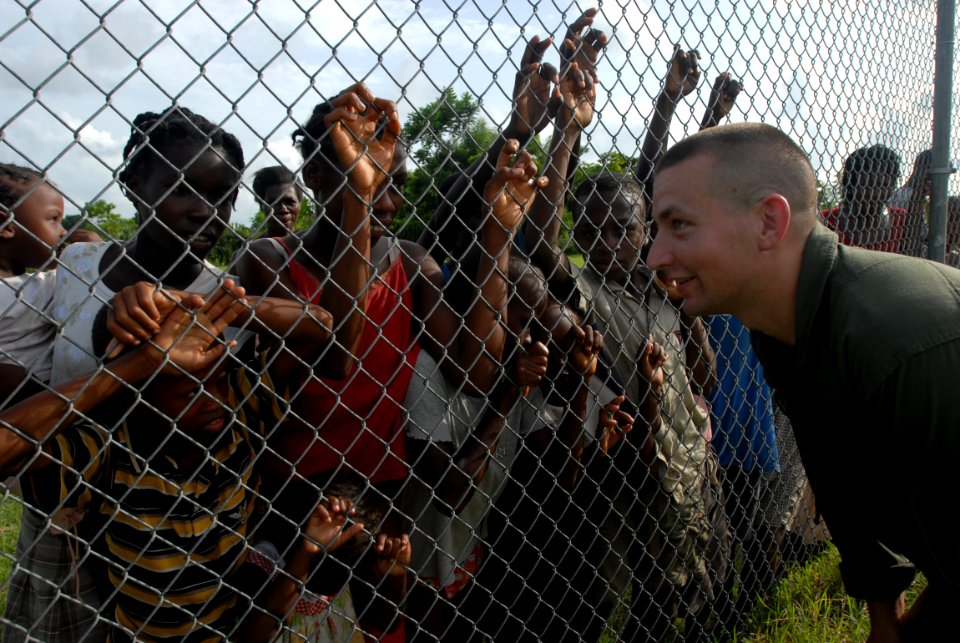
793, 223, 839, 364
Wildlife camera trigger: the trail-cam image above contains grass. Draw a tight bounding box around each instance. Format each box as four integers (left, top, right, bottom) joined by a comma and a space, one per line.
0, 492, 23, 617
739, 544, 926, 643
0, 497, 927, 641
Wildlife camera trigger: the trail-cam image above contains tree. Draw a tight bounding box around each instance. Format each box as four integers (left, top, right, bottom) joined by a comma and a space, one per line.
394, 89, 499, 241
84, 199, 138, 241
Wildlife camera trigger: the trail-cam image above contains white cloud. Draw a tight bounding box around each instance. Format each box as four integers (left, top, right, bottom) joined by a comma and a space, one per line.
1, 0, 957, 227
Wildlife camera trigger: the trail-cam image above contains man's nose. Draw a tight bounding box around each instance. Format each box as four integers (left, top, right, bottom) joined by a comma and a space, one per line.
646, 232, 668, 271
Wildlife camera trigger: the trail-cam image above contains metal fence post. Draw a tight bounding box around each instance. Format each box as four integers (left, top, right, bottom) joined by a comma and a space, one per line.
928, 0, 957, 263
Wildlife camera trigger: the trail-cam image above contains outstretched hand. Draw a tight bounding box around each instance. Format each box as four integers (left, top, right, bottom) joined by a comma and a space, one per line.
323, 83, 401, 197
664, 44, 701, 99
302, 496, 365, 556
483, 138, 548, 231
553, 62, 597, 130
509, 35, 558, 136
558, 8, 607, 83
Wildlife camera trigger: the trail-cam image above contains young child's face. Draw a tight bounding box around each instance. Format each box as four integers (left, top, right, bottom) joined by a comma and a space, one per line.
260, 182, 302, 234
574, 192, 645, 284
130, 143, 238, 260
7, 182, 66, 268
146, 365, 231, 440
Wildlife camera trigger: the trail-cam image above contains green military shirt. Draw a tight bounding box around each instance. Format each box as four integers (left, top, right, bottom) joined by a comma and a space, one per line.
752, 222, 960, 600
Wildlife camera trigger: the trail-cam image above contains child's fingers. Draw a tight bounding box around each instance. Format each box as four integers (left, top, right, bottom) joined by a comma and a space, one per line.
497, 139, 521, 170
340, 521, 365, 545
208, 299, 247, 338
528, 340, 550, 359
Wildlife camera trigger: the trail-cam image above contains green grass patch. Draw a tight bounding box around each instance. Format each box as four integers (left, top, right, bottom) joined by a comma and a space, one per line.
739, 543, 926, 642
0, 493, 23, 616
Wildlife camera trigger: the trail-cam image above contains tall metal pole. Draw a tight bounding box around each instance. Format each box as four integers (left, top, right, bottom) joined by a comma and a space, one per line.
928, 0, 956, 263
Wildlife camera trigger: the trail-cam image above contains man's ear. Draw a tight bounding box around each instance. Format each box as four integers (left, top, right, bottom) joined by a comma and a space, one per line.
757, 194, 791, 251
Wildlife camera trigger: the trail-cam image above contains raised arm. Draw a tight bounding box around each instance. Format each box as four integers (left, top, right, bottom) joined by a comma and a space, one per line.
418, 35, 557, 264
414, 141, 547, 393
526, 11, 605, 295
413, 341, 549, 513
317, 89, 401, 377
634, 45, 701, 201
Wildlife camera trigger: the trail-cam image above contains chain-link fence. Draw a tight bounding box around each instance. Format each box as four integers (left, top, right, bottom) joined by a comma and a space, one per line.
0, 0, 956, 641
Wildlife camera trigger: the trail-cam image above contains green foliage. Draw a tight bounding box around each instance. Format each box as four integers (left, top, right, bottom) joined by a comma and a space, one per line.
393, 89, 498, 242
0, 496, 23, 615
85, 199, 138, 241
818, 176, 841, 211
573, 151, 637, 194
207, 222, 252, 270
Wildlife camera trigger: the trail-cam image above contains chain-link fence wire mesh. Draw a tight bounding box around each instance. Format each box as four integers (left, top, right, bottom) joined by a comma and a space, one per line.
0, 0, 955, 640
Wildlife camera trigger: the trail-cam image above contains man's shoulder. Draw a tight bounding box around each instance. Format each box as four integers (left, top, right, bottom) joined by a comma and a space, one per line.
827, 249, 960, 382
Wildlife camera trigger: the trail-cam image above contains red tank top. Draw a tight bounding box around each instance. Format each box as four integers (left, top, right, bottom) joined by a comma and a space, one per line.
273, 237, 420, 483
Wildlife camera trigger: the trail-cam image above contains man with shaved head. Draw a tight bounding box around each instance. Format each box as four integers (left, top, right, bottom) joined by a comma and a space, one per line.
648, 123, 960, 642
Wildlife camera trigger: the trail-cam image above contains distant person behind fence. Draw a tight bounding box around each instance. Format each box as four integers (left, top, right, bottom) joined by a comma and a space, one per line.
889, 149, 932, 257
821, 144, 903, 252
0, 164, 66, 402
649, 121, 960, 643
251, 165, 304, 237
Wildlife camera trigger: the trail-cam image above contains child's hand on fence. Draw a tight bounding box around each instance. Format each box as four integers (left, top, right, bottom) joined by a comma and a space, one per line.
567, 324, 603, 380
706, 72, 743, 121
373, 533, 411, 578
513, 340, 549, 395
323, 83, 401, 199
664, 44, 701, 99
483, 139, 548, 231
553, 62, 597, 131
558, 8, 606, 84
508, 35, 558, 136
108, 282, 201, 348
141, 282, 246, 375
596, 395, 634, 454
638, 339, 667, 399
301, 496, 364, 556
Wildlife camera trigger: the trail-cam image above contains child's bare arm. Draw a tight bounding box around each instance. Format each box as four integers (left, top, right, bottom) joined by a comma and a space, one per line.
628, 339, 668, 463
413, 342, 548, 513
240, 497, 365, 642
414, 142, 546, 394
635, 45, 701, 200
417, 35, 556, 264
0, 288, 247, 477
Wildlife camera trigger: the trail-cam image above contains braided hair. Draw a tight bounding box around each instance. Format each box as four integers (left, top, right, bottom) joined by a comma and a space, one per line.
291, 101, 337, 165
118, 107, 245, 193
0, 163, 44, 215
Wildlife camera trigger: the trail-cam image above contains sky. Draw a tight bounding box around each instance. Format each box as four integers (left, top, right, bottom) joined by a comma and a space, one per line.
0, 0, 955, 225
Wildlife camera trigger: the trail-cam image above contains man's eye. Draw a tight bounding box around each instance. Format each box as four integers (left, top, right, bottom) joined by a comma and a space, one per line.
671, 219, 688, 231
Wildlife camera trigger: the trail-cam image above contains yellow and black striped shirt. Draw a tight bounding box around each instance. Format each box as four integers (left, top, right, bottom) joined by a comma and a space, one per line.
26, 358, 289, 642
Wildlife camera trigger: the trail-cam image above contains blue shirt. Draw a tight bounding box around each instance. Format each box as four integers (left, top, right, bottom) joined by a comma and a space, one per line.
707, 315, 779, 473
